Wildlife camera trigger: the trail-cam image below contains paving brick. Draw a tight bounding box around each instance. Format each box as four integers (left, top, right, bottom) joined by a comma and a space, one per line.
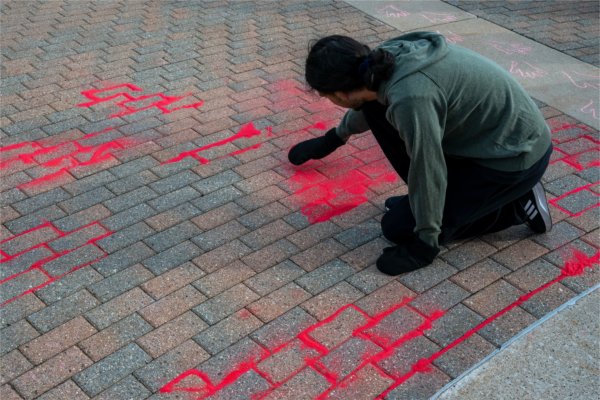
144, 202, 201, 232
256, 339, 320, 384
140, 262, 204, 300
138, 311, 208, 358
78, 313, 152, 362
98, 222, 155, 253
0, 384, 24, 400
0, 294, 45, 330
354, 280, 416, 317
196, 337, 268, 385
239, 261, 302, 298
463, 279, 525, 317
191, 186, 244, 213
397, 258, 459, 294
12, 188, 70, 215
88, 264, 154, 302
109, 155, 159, 178
248, 282, 312, 322
139, 285, 206, 327
101, 203, 157, 231
73, 343, 151, 397
449, 258, 510, 293
425, 303, 485, 348
326, 363, 395, 399
339, 238, 388, 270
505, 258, 563, 293
134, 339, 210, 392
191, 202, 246, 230
143, 221, 201, 252
93, 241, 155, 276
192, 239, 253, 274
440, 239, 498, 270
194, 309, 263, 355
377, 335, 442, 379
93, 375, 150, 400
193, 283, 260, 325
85, 288, 153, 330
302, 282, 364, 321
142, 241, 203, 275
0, 350, 32, 385
294, 259, 354, 295
521, 282, 578, 318
20, 316, 96, 365
479, 306, 538, 347
192, 170, 242, 195
491, 238, 550, 270
433, 334, 497, 379
27, 290, 98, 333
408, 280, 472, 316
262, 367, 330, 400
13, 347, 93, 400
36, 380, 89, 400
194, 260, 256, 297
52, 204, 112, 232
59, 187, 114, 214
105, 170, 159, 195
193, 220, 250, 252
287, 221, 342, 250
532, 220, 585, 250
384, 365, 451, 400
149, 186, 201, 212
236, 201, 291, 230
290, 239, 348, 272
241, 239, 300, 272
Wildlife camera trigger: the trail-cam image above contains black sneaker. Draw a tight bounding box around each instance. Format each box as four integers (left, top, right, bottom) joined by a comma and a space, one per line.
384, 195, 406, 211
521, 182, 552, 233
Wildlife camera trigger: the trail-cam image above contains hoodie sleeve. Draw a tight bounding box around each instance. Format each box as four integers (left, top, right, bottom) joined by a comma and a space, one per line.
335, 109, 371, 141
386, 92, 447, 248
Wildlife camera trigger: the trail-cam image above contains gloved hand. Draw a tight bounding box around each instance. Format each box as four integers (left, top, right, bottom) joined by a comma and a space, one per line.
288, 128, 344, 165
376, 236, 440, 276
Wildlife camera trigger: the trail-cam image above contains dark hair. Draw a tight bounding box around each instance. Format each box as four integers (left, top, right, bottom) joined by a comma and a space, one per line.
305, 35, 395, 93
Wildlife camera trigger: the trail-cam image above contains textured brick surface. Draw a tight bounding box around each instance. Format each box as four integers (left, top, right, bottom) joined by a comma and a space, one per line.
1, 1, 598, 399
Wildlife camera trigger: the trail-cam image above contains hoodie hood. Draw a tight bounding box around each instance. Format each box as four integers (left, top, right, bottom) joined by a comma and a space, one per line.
376, 32, 449, 101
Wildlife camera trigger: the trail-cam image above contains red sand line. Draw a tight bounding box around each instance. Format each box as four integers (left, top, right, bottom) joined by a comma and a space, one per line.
0, 220, 113, 307
162, 122, 264, 165
375, 250, 599, 399
78, 83, 203, 118
548, 181, 600, 217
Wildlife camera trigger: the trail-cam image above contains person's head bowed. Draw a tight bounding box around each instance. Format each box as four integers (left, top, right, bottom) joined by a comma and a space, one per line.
305, 35, 395, 95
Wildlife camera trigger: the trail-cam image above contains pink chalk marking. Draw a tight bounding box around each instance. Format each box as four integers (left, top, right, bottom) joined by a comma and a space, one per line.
561, 71, 600, 90
581, 99, 598, 120
436, 30, 464, 44
163, 122, 265, 165
78, 83, 204, 118
509, 61, 547, 79
0, 220, 112, 307
421, 12, 457, 24
377, 5, 410, 18
550, 134, 600, 171
489, 41, 532, 55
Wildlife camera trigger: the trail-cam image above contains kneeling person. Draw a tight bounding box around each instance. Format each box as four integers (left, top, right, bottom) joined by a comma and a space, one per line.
288, 32, 552, 276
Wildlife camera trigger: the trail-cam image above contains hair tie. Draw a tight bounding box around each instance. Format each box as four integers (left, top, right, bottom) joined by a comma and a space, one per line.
358, 57, 370, 75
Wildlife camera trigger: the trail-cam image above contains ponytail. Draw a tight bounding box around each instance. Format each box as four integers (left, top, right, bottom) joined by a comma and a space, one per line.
358, 48, 395, 91
305, 35, 395, 93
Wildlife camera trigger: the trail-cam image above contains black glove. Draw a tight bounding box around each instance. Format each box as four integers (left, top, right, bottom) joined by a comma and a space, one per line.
376, 236, 440, 276
288, 128, 344, 165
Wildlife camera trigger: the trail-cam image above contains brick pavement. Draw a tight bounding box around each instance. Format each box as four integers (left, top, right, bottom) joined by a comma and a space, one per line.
0, 1, 598, 399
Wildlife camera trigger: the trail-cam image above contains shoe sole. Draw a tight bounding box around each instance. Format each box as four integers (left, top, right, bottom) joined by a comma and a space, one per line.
528, 182, 552, 232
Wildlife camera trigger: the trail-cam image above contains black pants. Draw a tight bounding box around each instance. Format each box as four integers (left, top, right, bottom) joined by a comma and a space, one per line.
361, 101, 552, 245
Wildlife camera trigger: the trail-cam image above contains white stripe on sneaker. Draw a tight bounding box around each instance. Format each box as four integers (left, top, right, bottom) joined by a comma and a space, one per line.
529, 209, 538, 220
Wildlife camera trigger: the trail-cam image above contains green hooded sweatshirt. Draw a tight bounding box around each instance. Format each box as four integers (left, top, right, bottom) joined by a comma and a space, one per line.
335, 32, 551, 248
